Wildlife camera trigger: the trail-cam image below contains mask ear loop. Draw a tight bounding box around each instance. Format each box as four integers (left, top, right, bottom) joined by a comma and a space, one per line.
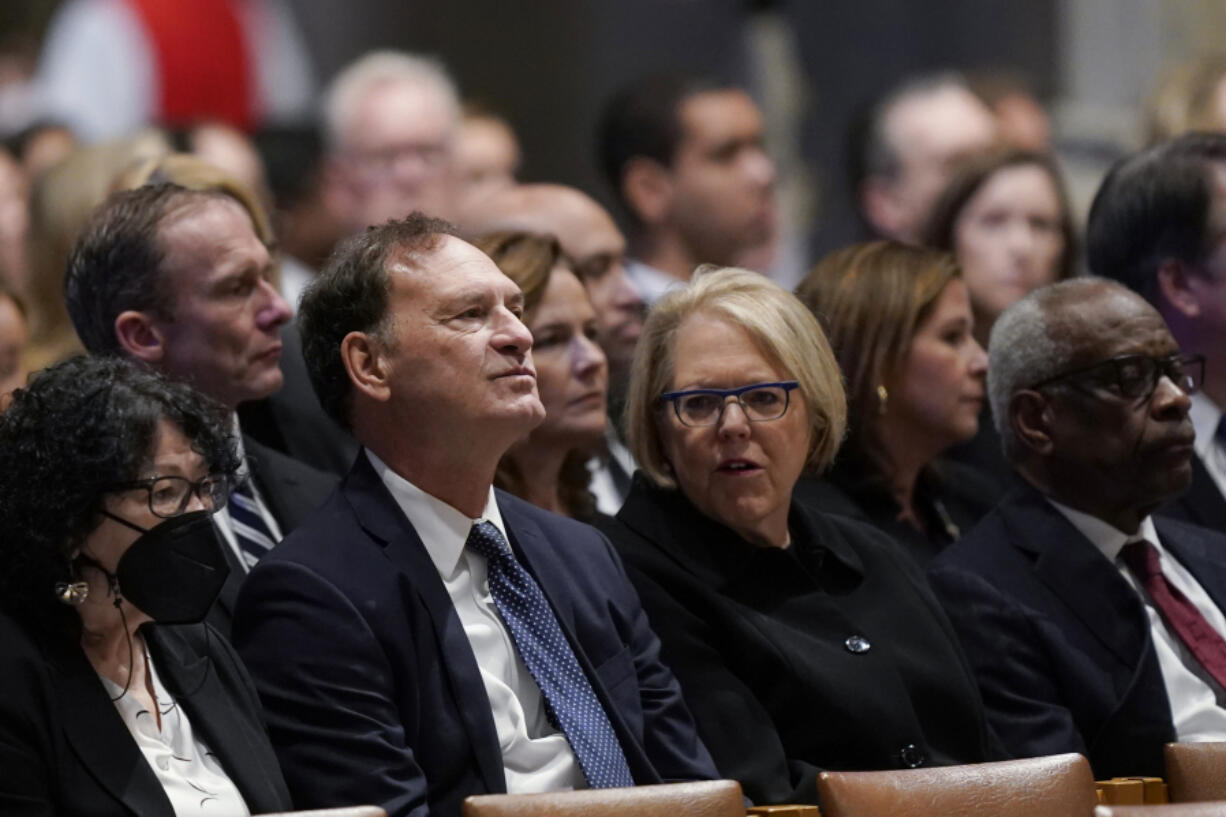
75, 552, 138, 702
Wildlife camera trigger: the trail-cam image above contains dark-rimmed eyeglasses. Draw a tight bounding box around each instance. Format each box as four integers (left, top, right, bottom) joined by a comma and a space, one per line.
107, 475, 232, 519
659, 381, 800, 427
1028, 353, 1205, 402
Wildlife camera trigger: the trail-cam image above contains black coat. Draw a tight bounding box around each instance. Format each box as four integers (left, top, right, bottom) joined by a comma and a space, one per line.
205, 433, 337, 637
1158, 454, 1226, 533
596, 476, 1000, 806
232, 454, 718, 817
793, 456, 998, 568
928, 484, 1226, 778
0, 613, 291, 816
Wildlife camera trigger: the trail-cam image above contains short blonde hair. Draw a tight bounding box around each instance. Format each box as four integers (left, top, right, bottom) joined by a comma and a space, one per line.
626, 267, 846, 488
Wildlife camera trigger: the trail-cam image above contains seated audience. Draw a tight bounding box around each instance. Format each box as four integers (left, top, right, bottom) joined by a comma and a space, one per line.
233, 214, 718, 817
474, 231, 607, 520
928, 278, 1226, 778
64, 183, 336, 636
598, 73, 777, 303
922, 148, 1077, 490
1087, 132, 1226, 531
853, 71, 997, 244
795, 241, 994, 565
0, 355, 291, 815
597, 267, 999, 806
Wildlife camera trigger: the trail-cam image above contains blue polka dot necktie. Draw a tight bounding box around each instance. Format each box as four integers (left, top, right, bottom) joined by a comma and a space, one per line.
465, 520, 634, 788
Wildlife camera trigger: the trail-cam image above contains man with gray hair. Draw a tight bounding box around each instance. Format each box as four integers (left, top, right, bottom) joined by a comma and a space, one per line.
322, 49, 461, 231
928, 277, 1226, 779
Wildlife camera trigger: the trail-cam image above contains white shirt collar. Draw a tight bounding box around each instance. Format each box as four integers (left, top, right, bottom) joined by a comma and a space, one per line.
1047, 497, 1161, 562
1189, 392, 1222, 459
365, 449, 508, 576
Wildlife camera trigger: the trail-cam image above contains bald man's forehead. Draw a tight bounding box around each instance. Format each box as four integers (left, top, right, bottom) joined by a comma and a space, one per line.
1047, 285, 1175, 363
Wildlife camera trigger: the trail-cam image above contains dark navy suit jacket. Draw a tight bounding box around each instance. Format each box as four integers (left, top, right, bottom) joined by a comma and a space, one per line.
928, 484, 1226, 778
232, 452, 717, 817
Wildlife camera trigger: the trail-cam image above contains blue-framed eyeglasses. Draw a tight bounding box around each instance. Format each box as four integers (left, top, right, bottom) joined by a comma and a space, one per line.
659, 381, 800, 427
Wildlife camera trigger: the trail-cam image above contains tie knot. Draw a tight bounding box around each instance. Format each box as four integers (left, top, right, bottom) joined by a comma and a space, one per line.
466, 520, 509, 563
1121, 539, 1161, 579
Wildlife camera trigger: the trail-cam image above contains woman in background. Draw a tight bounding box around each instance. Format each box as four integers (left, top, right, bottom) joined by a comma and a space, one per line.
922, 148, 1076, 486
475, 231, 608, 520
796, 241, 992, 566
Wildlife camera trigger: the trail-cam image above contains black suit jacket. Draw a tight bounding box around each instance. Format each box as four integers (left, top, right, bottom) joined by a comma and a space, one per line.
928, 484, 1226, 778
232, 453, 717, 817
0, 614, 290, 816
1159, 454, 1226, 533
597, 477, 1000, 806
239, 323, 359, 477
206, 433, 337, 637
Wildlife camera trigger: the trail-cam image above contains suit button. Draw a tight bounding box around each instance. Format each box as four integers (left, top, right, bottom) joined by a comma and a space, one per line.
899, 744, 925, 768
844, 634, 871, 654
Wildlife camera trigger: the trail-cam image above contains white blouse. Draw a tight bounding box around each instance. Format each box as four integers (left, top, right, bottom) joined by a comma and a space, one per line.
99, 645, 250, 816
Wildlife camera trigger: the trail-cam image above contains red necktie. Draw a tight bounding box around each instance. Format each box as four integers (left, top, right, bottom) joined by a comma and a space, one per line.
1121, 539, 1226, 689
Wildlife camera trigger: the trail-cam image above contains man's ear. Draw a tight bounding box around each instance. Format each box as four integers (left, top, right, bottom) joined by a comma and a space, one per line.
1010, 389, 1055, 457
114, 310, 165, 364
1156, 258, 1202, 318
341, 331, 392, 404
621, 157, 674, 227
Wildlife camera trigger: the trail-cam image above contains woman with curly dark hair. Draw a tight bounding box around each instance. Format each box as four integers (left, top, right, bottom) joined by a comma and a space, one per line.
0, 355, 291, 815
473, 231, 609, 520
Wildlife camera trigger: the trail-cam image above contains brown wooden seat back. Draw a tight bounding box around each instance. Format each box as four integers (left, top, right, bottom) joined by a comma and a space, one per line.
1166, 742, 1226, 802
817, 753, 1098, 817
462, 779, 745, 817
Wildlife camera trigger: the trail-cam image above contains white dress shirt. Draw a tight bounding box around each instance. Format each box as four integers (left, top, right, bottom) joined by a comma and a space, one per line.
1049, 499, 1226, 741
368, 450, 586, 792
214, 418, 283, 573
624, 259, 684, 306
101, 644, 250, 816
1190, 392, 1226, 500
587, 427, 637, 516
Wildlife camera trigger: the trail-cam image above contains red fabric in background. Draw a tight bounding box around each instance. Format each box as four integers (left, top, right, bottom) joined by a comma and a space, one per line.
125, 0, 254, 130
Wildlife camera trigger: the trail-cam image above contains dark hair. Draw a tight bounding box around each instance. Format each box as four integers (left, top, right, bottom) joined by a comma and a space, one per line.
1086, 131, 1226, 300
0, 355, 239, 639
596, 72, 727, 221
922, 147, 1078, 282
299, 212, 459, 431
64, 184, 231, 356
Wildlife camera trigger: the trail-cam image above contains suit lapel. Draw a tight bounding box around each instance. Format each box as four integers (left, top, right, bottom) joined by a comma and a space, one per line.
1001, 489, 1150, 669
1158, 516, 1226, 616
50, 640, 171, 816
1180, 456, 1226, 533
147, 626, 283, 813
343, 455, 507, 794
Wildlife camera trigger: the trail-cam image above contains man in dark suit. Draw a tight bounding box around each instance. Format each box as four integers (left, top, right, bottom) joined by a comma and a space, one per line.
63, 183, 336, 635
231, 213, 717, 817
929, 277, 1226, 779
1087, 132, 1226, 531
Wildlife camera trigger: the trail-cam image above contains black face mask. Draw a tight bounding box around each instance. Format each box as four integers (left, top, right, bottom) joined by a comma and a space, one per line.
93, 510, 230, 624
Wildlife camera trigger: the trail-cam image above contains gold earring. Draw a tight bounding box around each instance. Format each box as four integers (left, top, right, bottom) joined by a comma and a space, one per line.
54, 581, 90, 606
876, 384, 889, 415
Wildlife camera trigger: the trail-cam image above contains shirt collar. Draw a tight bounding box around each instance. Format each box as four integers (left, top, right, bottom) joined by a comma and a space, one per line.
229, 413, 250, 479
365, 449, 508, 576
1046, 497, 1160, 562
1189, 391, 1222, 459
